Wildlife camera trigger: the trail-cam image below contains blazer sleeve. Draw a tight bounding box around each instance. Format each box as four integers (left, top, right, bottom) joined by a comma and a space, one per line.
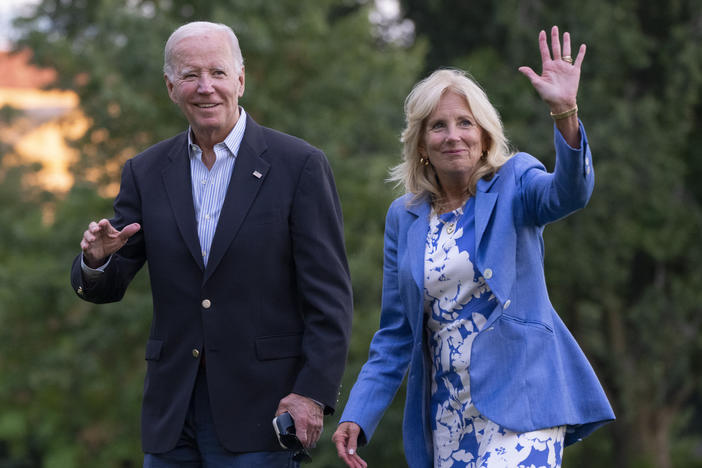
518, 121, 595, 226
288, 149, 353, 414
339, 201, 414, 444
70, 158, 146, 303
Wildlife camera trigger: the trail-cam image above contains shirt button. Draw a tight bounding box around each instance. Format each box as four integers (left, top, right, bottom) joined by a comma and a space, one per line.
201, 179, 207, 185
192, 349, 200, 358
483, 268, 493, 279
503, 300, 511, 309
201, 250, 206, 257
205, 214, 210, 220
586, 166, 591, 175
201, 299, 211, 309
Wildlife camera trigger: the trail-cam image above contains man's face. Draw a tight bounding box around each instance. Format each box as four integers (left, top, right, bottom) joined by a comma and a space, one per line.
165, 31, 245, 145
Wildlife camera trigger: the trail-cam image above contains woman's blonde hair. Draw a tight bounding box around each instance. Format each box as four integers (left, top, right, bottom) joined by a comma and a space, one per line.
389, 68, 513, 204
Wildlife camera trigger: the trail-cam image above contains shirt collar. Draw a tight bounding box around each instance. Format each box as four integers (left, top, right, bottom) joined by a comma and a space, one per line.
187, 107, 248, 159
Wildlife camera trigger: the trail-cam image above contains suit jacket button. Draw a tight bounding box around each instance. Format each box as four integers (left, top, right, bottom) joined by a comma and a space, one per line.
192, 349, 200, 358
77, 286, 84, 296
483, 268, 493, 279
201, 299, 211, 309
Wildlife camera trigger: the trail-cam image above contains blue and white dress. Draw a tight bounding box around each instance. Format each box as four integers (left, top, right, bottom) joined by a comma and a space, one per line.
424, 198, 565, 468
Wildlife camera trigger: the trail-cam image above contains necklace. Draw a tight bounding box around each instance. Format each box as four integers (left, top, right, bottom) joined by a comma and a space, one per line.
437, 209, 463, 235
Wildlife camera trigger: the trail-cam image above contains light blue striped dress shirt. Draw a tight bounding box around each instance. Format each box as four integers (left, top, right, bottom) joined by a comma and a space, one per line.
188, 108, 247, 266
81, 108, 248, 274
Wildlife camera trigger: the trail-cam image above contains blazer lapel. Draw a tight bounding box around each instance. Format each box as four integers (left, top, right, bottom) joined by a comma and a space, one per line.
203, 116, 270, 284
475, 174, 499, 253
407, 200, 431, 291
162, 133, 205, 271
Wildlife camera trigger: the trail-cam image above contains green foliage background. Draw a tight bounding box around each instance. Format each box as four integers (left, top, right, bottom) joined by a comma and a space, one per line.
1, 0, 701, 467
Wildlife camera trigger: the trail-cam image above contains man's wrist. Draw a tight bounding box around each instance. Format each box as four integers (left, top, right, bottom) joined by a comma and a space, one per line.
80, 253, 111, 279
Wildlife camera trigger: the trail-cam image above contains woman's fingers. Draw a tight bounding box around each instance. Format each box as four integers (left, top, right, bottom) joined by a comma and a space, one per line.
538, 29, 550, 65
550, 25, 562, 60
562, 31, 572, 60
574, 43, 587, 68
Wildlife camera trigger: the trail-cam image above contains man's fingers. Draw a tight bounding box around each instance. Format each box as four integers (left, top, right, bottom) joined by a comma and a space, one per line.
275, 393, 323, 449
309, 424, 322, 447
119, 223, 141, 241
296, 423, 309, 446
83, 229, 95, 244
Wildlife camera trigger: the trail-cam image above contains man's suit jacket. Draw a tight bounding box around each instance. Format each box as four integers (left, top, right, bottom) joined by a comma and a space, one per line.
71, 115, 353, 453
340, 124, 614, 468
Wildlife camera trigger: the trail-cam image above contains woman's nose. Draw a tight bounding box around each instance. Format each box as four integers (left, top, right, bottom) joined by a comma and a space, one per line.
445, 125, 460, 142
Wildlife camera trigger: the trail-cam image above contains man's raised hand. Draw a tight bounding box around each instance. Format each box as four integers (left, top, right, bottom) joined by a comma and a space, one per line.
80, 219, 141, 268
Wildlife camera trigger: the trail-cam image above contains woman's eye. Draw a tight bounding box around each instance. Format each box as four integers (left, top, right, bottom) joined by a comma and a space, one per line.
430, 122, 445, 130
459, 119, 472, 127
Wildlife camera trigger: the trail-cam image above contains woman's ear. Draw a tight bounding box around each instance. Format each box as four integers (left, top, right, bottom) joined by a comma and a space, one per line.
482, 136, 492, 154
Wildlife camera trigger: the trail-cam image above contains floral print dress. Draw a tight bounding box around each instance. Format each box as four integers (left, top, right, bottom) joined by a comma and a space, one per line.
424, 198, 565, 468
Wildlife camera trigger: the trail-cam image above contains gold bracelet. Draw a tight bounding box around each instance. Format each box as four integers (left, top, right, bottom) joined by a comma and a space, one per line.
550, 105, 578, 120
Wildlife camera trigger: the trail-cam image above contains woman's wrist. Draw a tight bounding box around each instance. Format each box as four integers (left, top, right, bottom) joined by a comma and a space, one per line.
550, 105, 578, 120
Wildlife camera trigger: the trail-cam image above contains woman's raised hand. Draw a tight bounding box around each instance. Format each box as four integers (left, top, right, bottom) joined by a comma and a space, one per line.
518, 25, 586, 114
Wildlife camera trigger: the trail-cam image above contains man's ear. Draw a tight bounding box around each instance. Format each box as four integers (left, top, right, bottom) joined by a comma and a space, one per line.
237, 66, 245, 98
165, 74, 176, 102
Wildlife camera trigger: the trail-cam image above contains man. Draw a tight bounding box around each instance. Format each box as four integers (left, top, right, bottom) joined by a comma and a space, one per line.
70, 21, 353, 467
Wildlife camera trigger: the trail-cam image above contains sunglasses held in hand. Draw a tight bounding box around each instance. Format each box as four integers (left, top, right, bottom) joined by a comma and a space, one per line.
272, 412, 312, 463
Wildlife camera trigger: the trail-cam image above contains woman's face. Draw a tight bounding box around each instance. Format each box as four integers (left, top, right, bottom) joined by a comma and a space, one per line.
421, 91, 486, 186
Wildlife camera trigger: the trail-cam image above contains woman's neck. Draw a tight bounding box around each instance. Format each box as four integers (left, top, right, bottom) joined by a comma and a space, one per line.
434, 190, 469, 214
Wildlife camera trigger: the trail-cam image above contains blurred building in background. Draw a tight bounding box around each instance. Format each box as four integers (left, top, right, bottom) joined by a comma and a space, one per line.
0, 49, 86, 192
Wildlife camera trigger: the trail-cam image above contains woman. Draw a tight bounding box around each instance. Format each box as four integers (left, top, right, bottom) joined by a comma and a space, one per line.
332, 26, 614, 468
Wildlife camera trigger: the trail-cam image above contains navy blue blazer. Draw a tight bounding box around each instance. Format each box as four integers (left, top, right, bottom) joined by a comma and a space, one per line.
340, 124, 614, 467
71, 115, 353, 453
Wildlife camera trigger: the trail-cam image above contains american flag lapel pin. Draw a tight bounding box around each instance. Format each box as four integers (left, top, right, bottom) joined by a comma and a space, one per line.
252, 170, 262, 179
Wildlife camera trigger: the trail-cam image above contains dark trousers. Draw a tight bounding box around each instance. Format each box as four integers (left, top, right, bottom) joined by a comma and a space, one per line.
143, 367, 299, 468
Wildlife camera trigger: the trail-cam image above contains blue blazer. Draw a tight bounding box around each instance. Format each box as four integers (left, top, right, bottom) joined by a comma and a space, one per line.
340, 124, 614, 467
70, 115, 353, 453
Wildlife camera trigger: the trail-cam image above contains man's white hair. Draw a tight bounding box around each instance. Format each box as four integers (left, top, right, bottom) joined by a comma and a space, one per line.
163, 21, 244, 80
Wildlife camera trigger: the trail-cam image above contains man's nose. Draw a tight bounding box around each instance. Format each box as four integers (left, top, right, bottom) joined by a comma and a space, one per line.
197, 76, 215, 93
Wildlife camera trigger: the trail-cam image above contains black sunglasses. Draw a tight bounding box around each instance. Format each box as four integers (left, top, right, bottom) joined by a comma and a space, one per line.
272, 412, 312, 463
